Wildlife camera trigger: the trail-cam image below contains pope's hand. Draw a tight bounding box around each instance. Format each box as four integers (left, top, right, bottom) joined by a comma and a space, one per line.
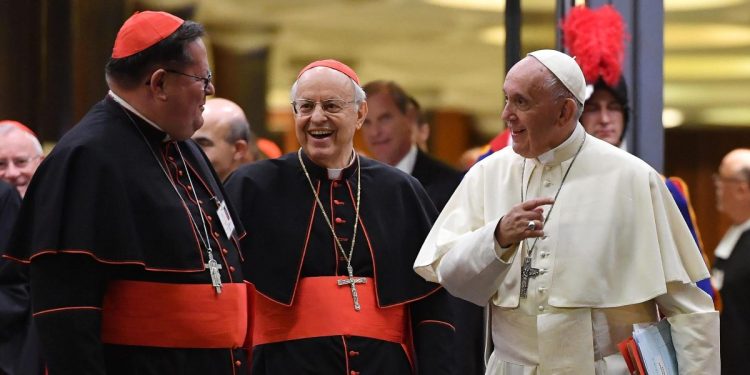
494, 197, 554, 247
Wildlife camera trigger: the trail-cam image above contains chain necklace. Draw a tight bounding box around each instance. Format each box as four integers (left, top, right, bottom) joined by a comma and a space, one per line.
297, 148, 365, 311
121, 106, 223, 294
519, 132, 586, 298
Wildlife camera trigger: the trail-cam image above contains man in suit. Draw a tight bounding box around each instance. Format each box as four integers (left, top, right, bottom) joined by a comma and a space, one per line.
361, 80, 462, 211
362, 80, 484, 375
712, 148, 750, 374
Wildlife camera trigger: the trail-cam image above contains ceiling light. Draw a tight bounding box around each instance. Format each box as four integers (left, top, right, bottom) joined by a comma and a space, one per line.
424, 0, 501, 12
662, 108, 684, 128
666, 24, 750, 49
700, 107, 750, 126
479, 26, 505, 45
664, 0, 744, 11
479, 24, 555, 47
423, 0, 552, 12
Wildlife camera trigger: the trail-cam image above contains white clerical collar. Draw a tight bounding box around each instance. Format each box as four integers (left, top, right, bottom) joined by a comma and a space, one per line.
327, 152, 357, 180
714, 217, 750, 259
536, 124, 585, 165
395, 145, 419, 174
109, 90, 170, 141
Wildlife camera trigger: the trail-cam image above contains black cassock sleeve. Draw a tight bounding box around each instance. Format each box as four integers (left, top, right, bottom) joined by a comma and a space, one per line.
410, 287, 457, 375
30, 254, 107, 375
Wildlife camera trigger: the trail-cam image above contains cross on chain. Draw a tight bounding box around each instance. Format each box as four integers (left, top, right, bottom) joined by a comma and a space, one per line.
520, 256, 540, 298
337, 264, 367, 311
205, 254, 223, 294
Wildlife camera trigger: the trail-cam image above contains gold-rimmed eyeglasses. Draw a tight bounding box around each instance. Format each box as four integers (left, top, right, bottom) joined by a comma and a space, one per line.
165, 69, 212, 91
291, 99, 355, 116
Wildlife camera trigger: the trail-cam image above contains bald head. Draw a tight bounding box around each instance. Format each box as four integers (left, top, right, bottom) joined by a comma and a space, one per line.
193, 98, 257, 181
716, 148, 750, 224
722, 149, 750, 177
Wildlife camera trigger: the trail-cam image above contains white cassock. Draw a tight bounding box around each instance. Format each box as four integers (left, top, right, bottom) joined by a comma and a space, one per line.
414, 125, 719, 375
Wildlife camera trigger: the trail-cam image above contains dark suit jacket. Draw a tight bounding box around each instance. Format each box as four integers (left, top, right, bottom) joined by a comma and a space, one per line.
411, 150, 485, 375
715, 229, 750, 375
0, 181, 43, 375
411, 150, 463, 211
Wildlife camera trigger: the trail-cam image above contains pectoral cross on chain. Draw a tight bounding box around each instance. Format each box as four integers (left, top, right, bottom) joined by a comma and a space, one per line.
205, 253, 223, 294
337, 264, 366, 311
520, 257, 540, 298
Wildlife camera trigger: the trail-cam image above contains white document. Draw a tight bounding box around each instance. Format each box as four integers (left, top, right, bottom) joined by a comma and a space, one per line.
632, 319, 678, 375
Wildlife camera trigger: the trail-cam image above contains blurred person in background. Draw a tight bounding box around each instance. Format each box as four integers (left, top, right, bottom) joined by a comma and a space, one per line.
711, 148, 750, 375
193, 97, 260, 181
0, 121, 44, 197
362, 79, 483, 375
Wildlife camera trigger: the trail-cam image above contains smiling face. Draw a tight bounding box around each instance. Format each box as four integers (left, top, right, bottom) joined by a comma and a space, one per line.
501, 57, 570, 158
361, 91, 415, 166
159, 38, 215, 140
0, 129, 43, 197
292, 67, 367, 168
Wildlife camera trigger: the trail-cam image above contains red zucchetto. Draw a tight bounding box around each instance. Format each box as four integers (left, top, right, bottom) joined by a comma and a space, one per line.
297, 59, 360, 85
111, 11, 184, 59
0, 120, 38, 138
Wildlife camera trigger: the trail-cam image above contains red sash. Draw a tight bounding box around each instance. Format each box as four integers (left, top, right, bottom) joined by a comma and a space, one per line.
101, 280, 249, 348
253, 276, 408, 347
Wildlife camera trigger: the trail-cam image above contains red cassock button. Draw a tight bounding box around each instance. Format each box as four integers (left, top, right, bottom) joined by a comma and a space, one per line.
334, 218, 346, 224
333, 181, 340, 188
334, 199, 344, 205
234, 360, 241, 367
229, 266, 236, 272
350, 371, 359, 375
348, 350, 359, 357
222, 248, 229, 254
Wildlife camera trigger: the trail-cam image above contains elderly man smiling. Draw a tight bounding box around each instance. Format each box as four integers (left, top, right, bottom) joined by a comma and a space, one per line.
415, 50, 719, 374
225, 59, 456, 374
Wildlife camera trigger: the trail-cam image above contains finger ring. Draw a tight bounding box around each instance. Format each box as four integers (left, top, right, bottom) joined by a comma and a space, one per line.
527, 221, 536, 231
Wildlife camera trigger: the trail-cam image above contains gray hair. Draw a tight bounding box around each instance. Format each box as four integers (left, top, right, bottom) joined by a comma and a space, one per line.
290, 75, 366, 110
0, 124, 43, 155
739, 166, 750, 183
543, 73, 584, 120
224, 117, 260, 160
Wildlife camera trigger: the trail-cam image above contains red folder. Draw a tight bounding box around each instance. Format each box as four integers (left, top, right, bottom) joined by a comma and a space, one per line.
618, 336, 647, 375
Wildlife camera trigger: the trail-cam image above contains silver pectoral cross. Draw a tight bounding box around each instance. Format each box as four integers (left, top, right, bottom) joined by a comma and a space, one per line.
520, 256, 540, 298
337, 264, 366, 311
205, 253, 223, 294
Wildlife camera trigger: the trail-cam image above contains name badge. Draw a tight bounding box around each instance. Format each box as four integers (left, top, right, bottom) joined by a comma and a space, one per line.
217, 200, 235, 238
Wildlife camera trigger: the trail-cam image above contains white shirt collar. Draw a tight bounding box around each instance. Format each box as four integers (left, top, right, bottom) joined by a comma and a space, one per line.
108, 90, 169, 141
536, 124, 585, 165
327, 151, 357, 180
395, 145, 419, 174
714, 217, 750, 259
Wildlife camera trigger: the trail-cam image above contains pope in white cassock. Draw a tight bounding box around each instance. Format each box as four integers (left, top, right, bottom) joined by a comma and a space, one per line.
414, 50, 719, 374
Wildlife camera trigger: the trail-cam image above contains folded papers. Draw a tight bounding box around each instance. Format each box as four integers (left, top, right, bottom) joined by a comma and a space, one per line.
618, 319, 677, 375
